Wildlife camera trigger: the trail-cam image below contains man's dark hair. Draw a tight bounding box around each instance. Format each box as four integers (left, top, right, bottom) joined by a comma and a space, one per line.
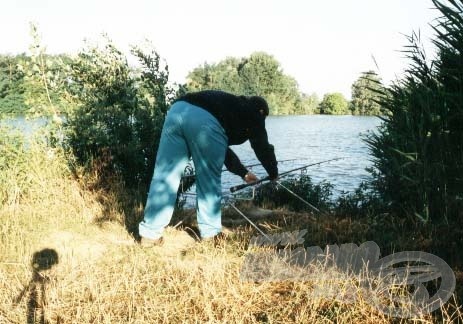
249, 96, 269, 116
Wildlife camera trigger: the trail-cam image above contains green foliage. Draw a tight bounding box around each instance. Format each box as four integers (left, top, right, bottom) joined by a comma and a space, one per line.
350, 71, 385, 116
19, 24, 76, 118
300, 92, 320, 114
187, 57, 243, 94
185, 52, 305, 115
0, 54, 28, 116
0, 44, 75, 117
238, 52, 282, 96
253, 174, 333, 212
335, 182, 385, 218
64, 37, 172, 190
237, 52, 303, 115
319, 92, 349, 115
366, 0, 463, 224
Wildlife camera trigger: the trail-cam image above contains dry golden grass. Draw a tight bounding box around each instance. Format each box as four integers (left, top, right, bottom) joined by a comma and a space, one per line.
1, 140, 462, 323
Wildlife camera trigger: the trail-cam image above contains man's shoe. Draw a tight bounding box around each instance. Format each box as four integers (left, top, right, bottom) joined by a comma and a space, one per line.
202, 232, 227, 247
139, 236, 164, 247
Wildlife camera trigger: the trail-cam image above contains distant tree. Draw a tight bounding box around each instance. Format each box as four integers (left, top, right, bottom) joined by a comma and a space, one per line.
0, 54, 27, 115
300, 92, 320, 114
185, 62, 217, 92
236, 52, 303, 114
214, 57, 243, 94
350, 71, 384, 115
0, 25, 76, 117
237, 52, 283, 95
319, 92, 349, 115
185, 52, 305, 115
18, 24, 76, 118
187, 57, 244, 94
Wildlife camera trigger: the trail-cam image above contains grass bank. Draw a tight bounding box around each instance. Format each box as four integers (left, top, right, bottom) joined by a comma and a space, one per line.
1, 133, 461, 323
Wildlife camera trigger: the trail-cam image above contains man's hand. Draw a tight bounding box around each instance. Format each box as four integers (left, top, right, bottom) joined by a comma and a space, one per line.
244, 172, 258, 183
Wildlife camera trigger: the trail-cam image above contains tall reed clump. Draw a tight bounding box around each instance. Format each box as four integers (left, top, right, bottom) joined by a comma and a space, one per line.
366, 0, 463, 226
0, 126, 101, 262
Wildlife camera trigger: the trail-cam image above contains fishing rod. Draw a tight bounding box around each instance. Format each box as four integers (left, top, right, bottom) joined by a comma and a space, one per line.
239, 158, 313, 170
229, 157, 344, 193
225, 160, 340, 232
181, 158, 305, 179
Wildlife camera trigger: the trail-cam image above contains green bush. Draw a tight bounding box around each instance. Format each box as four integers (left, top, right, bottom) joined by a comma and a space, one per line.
64, 39, 174, 191
334, 182, 385, 218
253, 174, 333, 212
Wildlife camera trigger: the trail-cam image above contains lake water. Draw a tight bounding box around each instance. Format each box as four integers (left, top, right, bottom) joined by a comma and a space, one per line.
0, 116, 48, 135
2, 114, 382, 198
221, 115, 382, 197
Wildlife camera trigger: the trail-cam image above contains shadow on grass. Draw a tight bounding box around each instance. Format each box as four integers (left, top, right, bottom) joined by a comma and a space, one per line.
14, 248, 59, 324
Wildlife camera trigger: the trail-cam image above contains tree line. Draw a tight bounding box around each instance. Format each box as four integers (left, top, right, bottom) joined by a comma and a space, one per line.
1, 45, 384, 117
185, 53, 384, 116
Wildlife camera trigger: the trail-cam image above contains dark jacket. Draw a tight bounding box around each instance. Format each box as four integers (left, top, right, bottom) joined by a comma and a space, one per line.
176, 90, 278, 179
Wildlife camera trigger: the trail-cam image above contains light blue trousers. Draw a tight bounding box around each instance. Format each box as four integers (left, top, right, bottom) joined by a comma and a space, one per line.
139, 101, 228, 240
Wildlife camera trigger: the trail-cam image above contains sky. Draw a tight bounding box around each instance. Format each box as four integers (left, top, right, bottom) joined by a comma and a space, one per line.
1, 0, 441, 99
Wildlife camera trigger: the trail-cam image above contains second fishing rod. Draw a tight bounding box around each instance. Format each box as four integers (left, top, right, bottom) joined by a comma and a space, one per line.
229, 157, 344, 193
